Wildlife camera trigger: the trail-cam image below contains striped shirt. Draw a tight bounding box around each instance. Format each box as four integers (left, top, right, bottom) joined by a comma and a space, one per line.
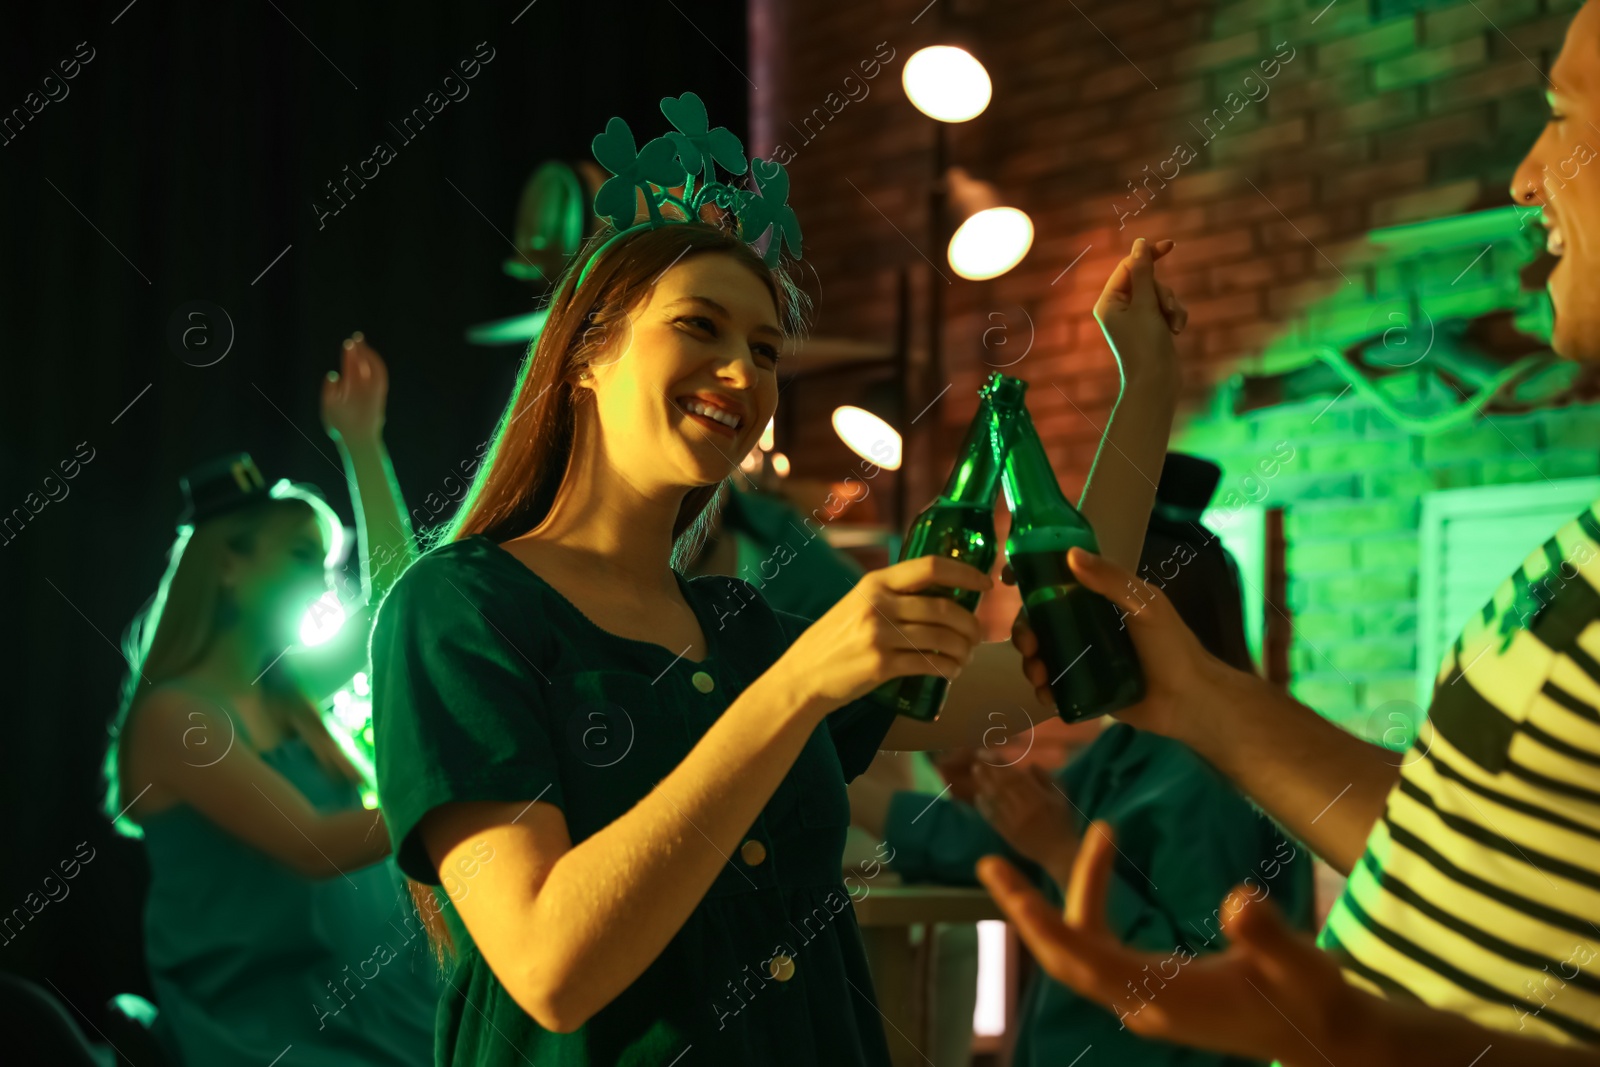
1319, 499, 1600, 1045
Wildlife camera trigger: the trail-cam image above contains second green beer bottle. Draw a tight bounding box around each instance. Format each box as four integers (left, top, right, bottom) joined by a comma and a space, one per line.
869, 372, 1026, 720
1002, 402, 1146, 722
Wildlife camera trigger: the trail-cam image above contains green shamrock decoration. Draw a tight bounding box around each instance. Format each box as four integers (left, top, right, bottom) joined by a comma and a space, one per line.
661, 92, 748, 195
591, 116, 686, 230
576, 90, 803, 289
740, 158, 803, 268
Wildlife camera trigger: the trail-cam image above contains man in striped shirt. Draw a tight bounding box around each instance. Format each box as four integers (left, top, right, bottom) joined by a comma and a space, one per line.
978, 2, 1600, 1064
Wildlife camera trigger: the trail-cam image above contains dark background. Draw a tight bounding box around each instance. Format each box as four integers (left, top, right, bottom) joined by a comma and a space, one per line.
0, 0, 748, 1029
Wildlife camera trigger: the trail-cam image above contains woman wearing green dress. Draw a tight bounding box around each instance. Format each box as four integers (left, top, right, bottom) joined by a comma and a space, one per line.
367, 220, 1188, 1065
102, 337, 441, 1066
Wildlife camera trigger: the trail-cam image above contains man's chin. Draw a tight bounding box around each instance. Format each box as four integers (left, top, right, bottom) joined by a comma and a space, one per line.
1549, 316, 1600, 363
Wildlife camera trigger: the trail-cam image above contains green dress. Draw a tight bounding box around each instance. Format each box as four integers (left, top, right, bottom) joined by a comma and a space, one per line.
881, 723, 1314, 1067
370, 534, 899, 1067
139, 678, 442, 1067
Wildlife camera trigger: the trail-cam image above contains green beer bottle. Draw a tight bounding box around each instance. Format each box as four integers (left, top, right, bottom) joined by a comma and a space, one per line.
869, 372, 1026, 721
1002, 404, 1146, 722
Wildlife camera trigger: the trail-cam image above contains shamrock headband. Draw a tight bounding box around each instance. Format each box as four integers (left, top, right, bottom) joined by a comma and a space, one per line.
573, 91, 802, 291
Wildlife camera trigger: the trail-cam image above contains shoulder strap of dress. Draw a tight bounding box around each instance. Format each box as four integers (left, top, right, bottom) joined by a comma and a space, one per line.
155, 677, 258, 749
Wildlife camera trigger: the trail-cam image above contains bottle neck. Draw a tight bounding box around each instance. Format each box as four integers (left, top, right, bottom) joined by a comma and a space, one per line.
1002, 408, 1098, 553
937, 395, 1018, 508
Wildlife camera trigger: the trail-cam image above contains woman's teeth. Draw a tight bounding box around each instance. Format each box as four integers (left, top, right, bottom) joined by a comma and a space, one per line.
1548, 225, 1565, 256
680, 398, 740, 431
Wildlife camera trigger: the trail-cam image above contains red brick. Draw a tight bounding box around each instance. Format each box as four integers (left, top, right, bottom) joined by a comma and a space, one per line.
1423, 0, 1541, 46
1203, 180, 1315, 228
1505, 12, 1586, 53
1264, 71, 1367, 120
1007, 144, 1070, 183
1367, 178, 1484, 227
1204, 320, 1297, 359
1078, 64, 1159, 103
1211, 250, 1308, 292
1090, 0, 1180, 36
1374, 36, 1489, 91
1373, 107, 1492, 160
1313, 89, 1423, 138
1261, 136, 1371, 180
1075, 128, 1145, 162
1167, 166, 1251, 203
1110, 203, 1213, 240
1027, 99, 1116, 142
1006, 81, 1091, 123
1266, 275, 1363, 318
1209, 0, 1305, 35
1172, 226, 1257, 265
1183, 290, 1264, 329
1257, 210, 1336, 250
1121, 79, 1210, 121
1314, 18, 1418, 72
1321, 158, 1430, 202
1210, 116, 1309, 163
1425, 60, 1546, 113
1170, 29, 1266, 76
1267, 5, 1371, 45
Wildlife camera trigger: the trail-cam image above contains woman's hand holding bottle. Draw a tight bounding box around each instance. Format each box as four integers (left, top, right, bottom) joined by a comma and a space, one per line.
774, 556, 993, 713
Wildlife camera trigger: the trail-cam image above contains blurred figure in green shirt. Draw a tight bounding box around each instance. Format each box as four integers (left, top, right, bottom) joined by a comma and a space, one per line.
849, 452, 1315, 1066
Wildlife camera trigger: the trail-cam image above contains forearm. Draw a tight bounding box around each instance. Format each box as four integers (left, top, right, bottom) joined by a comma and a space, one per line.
1333, 993, 1600, 1067
882, 789, 1034, 885
1187, 664, 1398, 874
523, 668, 829, 1027
302, 807, 391, 878
338, 436, 414, 601
1075, 371, 1178, 574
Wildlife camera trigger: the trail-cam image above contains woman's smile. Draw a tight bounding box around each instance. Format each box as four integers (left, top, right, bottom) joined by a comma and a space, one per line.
675, 396, 742, 440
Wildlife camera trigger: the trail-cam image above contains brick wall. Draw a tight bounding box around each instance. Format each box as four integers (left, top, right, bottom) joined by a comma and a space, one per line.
762, 0, 1599, 742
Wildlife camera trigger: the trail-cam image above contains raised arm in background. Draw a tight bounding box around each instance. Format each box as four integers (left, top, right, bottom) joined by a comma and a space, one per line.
884, 237, 1184, 753
288, 334, 417, 704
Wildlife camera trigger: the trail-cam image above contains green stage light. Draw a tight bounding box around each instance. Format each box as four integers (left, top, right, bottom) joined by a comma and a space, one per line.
298, 591, 347, 647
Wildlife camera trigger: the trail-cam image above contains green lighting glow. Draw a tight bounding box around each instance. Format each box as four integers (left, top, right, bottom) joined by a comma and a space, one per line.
298, 591, 347, 647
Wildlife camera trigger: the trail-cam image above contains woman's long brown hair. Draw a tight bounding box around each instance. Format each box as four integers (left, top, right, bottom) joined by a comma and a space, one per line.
399, 219, 809, 971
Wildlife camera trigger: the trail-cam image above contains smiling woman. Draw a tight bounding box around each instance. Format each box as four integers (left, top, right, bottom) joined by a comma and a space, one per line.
367, 208, 1013, 1067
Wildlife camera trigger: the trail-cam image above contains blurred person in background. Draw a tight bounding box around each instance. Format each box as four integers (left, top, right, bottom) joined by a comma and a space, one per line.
851, 453, 1313, 1066
100, 337, 441, 1067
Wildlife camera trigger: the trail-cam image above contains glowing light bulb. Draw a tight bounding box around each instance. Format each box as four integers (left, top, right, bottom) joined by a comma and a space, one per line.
903, 46, 992, 122
949, 207, 1034, 280
832, 406, 902, 470
771, 452, 791, 477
